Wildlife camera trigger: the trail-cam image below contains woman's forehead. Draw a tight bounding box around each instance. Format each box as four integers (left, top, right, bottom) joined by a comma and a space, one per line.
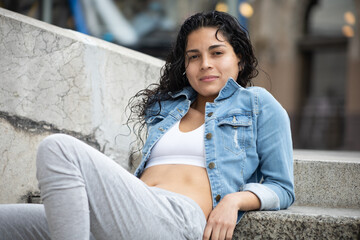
186, 27, 228, 49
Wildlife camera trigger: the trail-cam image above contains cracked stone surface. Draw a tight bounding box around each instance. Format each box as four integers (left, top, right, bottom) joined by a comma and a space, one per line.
0, 8, 163, 203
0, 118, 47, 203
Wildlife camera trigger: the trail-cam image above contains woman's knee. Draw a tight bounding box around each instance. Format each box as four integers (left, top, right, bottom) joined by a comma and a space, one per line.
36, 134, 75, 173
37, 133, 74, 155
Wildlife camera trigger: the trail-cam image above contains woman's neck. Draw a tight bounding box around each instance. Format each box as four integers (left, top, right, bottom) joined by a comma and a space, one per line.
192, 95, 215, 114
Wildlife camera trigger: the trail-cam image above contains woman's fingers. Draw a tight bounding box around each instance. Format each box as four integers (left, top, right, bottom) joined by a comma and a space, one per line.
203, 216, 235, 240
203, 193, 239, 239
202, 224, 212, 240
225, 227, 235, 240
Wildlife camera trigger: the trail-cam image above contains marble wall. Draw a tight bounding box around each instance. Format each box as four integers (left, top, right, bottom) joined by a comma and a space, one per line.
0, 7, 164, 203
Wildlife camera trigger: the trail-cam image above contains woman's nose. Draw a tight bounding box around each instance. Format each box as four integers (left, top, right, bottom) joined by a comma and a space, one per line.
200, 55, 212, 70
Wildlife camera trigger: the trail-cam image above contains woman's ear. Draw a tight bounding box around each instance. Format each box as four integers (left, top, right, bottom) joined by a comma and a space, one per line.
238, 61, 244, 72
237, 55, 243, 71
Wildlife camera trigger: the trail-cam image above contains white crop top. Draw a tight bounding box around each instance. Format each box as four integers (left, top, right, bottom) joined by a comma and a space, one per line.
145, 121, 206, 169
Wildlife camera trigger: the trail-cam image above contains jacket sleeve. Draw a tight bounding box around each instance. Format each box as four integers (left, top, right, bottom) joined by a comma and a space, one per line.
243, 87, 295, 210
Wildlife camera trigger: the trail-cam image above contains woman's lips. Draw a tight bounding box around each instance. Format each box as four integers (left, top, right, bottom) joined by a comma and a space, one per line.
200, 75, 219, 82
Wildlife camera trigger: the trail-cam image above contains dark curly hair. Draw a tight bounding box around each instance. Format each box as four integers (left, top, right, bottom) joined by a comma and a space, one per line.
126, 11, 258, 158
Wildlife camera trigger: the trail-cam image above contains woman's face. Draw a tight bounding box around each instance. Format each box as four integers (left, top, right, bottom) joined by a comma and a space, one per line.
184, 27, 241, 102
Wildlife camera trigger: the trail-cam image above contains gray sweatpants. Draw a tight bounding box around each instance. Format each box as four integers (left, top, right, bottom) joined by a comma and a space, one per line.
0, 134, 206, 240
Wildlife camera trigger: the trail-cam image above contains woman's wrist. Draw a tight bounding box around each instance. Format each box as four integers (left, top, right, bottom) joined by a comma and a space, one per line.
223, 192, 242, 210
225, 191, 261, 211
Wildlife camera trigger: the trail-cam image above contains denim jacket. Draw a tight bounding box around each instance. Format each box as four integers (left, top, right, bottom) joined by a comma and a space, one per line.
134, 78, 295, 222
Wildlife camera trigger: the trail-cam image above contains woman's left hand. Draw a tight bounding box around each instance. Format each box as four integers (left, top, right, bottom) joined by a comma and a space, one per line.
202, 193, 238, 240
202, 191, 260, 240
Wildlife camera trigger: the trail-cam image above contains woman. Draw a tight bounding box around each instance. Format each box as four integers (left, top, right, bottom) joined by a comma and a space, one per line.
0, 11, 294, 240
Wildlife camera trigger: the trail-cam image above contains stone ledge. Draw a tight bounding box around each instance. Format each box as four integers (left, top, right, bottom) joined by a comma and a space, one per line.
234, 206, 360, 239
293, 150, 360, 209
0, 7, 163, 65
293, 149, 360, 163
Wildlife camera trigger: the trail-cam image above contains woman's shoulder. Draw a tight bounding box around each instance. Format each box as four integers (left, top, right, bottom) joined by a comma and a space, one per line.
244, 86, 280, 103
243, 86, 287, 114
244, 86, 271, 96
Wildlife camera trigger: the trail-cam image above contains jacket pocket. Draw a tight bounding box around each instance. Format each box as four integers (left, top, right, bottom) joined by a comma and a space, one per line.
145, 114, 166, 135
217, 114, 253, 155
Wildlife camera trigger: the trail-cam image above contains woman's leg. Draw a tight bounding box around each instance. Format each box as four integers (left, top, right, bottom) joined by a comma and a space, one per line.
0, 204, 50, 240
36, 134, 206, 240
0, 204, 96, 240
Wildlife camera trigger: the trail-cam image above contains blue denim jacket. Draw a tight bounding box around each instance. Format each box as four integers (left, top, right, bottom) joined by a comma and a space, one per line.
134, 78, 295, 222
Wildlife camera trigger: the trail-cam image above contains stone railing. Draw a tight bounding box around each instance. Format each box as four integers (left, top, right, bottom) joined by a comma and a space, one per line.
0, 7, 163, 203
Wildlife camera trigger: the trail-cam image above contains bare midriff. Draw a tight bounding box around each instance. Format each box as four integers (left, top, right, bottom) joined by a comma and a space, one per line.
140, 164, 213, 219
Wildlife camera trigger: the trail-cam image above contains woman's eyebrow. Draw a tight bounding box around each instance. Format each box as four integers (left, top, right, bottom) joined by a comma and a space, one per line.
186, 44, 227, 54
208, 44, 226, 50
185, 49, 199, 54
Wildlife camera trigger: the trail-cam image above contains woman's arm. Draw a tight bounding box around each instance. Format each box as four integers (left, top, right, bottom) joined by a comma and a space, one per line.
242, 87, 295, 210
203, 88, 295, 240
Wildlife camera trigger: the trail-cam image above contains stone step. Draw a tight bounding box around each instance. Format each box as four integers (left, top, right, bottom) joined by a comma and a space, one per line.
234, 205, 360, 239
293, 150, 360, 209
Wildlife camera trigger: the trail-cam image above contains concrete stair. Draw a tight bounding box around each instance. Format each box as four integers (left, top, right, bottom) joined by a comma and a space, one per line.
233, 150, 360, 239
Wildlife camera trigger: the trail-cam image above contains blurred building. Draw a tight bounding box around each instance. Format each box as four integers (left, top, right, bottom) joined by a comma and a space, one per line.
0, 0, 216, 59
1, 0, 359, 151
248, 0, 359, 151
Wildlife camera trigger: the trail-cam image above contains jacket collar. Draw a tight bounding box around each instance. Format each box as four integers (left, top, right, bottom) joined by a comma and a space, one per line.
168, 78, 242, 102
168, 86, 197, 100
214, 78, 242, 102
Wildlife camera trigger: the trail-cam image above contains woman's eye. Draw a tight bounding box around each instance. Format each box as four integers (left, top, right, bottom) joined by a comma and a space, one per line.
213, 51, 223, 56
189, 55, 199, 60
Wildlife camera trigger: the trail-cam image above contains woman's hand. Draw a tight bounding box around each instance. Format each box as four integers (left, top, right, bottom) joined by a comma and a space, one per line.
202, 193, 238, 240
202, 191, 261, 240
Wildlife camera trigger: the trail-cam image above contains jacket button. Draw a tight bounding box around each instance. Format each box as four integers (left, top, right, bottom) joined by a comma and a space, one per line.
215, 195, 221, 202
206, 133, 212, 140
207, 112, 213, 117
208, 162, 215, 169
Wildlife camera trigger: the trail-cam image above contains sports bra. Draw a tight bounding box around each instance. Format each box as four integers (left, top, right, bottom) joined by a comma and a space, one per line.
145, 120, 206, 169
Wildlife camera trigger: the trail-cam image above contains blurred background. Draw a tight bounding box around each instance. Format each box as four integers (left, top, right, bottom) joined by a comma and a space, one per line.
0, 0, 359, 151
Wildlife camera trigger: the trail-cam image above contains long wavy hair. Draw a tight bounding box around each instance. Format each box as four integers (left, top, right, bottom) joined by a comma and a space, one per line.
126, 11, 258, 160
